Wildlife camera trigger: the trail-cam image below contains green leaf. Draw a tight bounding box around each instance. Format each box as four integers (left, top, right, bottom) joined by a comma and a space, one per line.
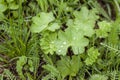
40, 7, 98, 55
0, 12, 5, 21
40, 27, 89, 55
0, 0, 4, 3
56, 27, 89, 55
72, 7, 99, 37
69, 55, 80, 76
85, 47, 100, 65
42, 73, 55, 80
54, 30, 71, 55
56, 55, 80, 79
40, 32, 57, 55
28, 59, 34, 72
3, 69, 16, 80
16, 56, 27, 80
40, 31, 68, 55
0, 3, 7, 12
12, 11, 18, 18
42, 64, 59, 77
43, 54, 54, 65
57, 57, 70, 79
47, 23, 60, 31
6, 0, 14, 3
9, 2, 19, 10
96, 21, 112, 38
67, 27, 89, 54
89, 74, 108, 80
108, 18, 120, 47
26, 73, 34, 80
30, 12, 55, 33
0, 57, 4, 62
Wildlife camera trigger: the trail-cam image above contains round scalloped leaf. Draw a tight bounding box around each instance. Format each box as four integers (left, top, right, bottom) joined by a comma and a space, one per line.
96, 21, 112, 38
72, 7, 99, 37
40, 7, 98, 55
40, 32, 57, 55
64, 27, 89, 54
0, 3, 7, 12
85, 47, 100, 65
9, 2, 19, 10
30, 12, 55, 33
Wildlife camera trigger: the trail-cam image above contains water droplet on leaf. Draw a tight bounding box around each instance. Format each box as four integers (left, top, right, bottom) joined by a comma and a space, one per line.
61, 45, 63, 47
51, 41, 54, 44
58, 50, 61, 52
63, 42, 66, 45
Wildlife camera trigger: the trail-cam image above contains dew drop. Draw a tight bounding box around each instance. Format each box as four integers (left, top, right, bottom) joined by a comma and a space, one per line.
63, 42, 66, 45
61, 45, 63, 48
58, 50, 61, 52
73, 37, 76, 40
51, 41, 54, 44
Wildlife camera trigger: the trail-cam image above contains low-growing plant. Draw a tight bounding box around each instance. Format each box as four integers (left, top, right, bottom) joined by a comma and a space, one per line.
0, 0, 120, 80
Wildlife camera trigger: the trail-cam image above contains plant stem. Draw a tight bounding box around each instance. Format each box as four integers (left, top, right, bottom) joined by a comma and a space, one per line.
113, 0, 120, 16
69, 76, 72, 80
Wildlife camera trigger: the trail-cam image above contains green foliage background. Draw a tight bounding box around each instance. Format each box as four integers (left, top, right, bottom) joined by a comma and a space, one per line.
0, 0, 120, 80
